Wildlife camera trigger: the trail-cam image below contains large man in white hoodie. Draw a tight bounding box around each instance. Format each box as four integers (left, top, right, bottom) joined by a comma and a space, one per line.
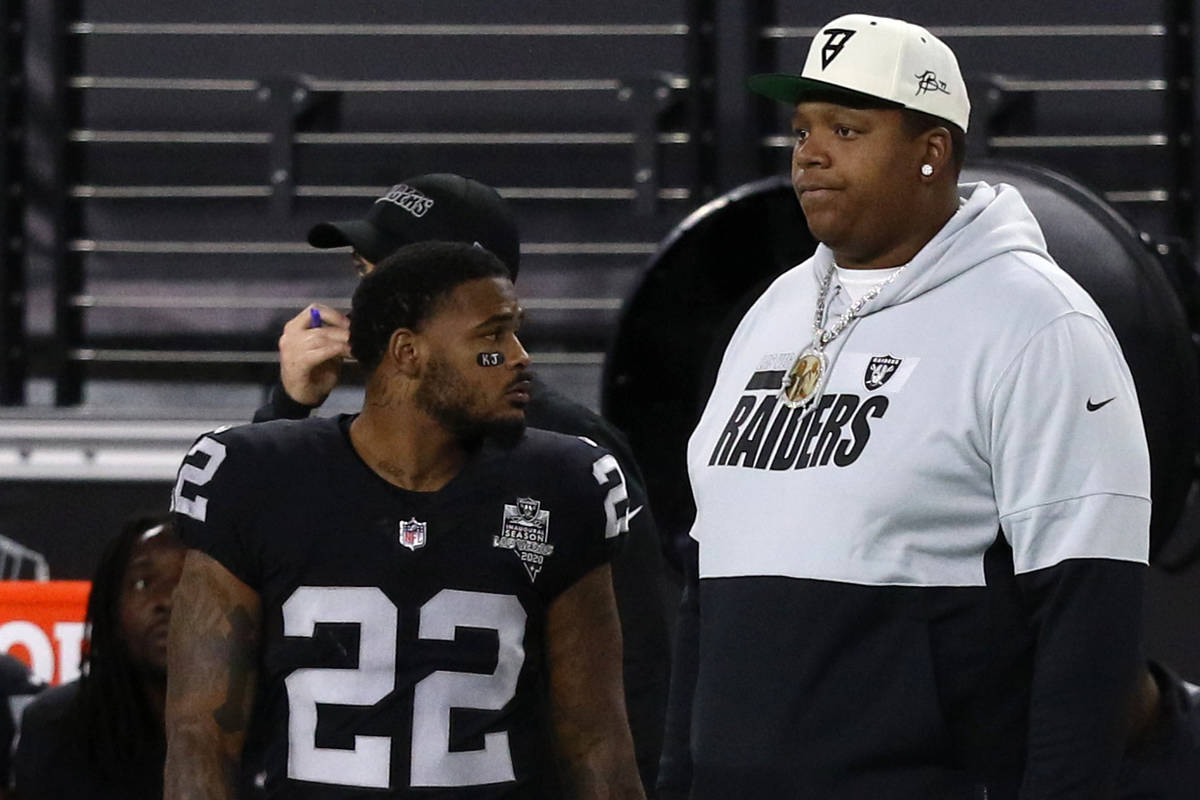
658, 14, 1150, 800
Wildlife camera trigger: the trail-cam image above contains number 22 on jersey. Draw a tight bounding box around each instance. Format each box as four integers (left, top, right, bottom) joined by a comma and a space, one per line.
282, 586, 527, 790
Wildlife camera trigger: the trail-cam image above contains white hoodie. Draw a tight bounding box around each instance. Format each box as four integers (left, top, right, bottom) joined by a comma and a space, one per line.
688, 180, 1149, 585
675, 181, 1151, 799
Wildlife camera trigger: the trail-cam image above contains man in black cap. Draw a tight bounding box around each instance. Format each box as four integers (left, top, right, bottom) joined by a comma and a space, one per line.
255, 175, 522, 421
253, 174, 671, 795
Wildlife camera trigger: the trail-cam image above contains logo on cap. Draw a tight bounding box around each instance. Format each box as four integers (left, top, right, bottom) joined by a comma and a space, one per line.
378, 184, 435, 218
820, 28, 856, 69
915, 70, 950, 97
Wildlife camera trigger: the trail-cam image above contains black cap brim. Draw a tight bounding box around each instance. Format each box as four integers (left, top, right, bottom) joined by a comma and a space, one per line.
747, 73, 904, 111
307, 219, 400, 264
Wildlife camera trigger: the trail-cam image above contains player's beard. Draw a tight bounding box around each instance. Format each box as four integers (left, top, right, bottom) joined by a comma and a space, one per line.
415, 354, 526, 447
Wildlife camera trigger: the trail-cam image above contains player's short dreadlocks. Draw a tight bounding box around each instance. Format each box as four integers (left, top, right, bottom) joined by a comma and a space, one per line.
70, 514, 178, 778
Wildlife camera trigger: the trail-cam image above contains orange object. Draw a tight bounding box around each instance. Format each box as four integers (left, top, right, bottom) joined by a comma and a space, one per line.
0, 582, 90, 685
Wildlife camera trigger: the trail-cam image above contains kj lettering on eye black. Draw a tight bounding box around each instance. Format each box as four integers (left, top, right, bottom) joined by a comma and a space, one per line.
478, 352, 505, 367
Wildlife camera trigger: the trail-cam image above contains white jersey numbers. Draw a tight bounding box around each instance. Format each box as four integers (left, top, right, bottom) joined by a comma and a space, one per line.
170, 436, 227, 522
591, 454, 629, 539
281, 586, 527, 790
578, 436, 630, 539
283, 587, 397, 788
412, 590, 526, 787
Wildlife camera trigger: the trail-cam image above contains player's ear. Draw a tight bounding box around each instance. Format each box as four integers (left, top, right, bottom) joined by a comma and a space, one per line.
386, 328, 422, 377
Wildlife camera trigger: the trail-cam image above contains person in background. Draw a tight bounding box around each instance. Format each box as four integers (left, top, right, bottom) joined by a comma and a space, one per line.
255, 173, 671, 792
12, 516, 185, 799
0, 654, 43, 798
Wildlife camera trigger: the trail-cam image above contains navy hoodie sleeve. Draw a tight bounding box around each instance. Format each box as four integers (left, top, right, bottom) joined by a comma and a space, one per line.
1016, 559, 1144, 799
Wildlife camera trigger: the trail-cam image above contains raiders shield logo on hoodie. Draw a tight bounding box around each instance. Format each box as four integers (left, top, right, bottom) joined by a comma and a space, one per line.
864, 355, 902, 390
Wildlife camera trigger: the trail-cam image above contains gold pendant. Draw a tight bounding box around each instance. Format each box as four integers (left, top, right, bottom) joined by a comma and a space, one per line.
780, 348, 828, 410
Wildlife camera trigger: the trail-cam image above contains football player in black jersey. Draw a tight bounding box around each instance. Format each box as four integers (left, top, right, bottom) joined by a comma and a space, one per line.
165, 241, 645, 799
255, 174, 671, 792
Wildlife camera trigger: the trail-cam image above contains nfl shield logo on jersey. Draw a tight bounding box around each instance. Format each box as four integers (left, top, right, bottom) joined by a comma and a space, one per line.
864, 355, 902, 390
399, 518, 427, 551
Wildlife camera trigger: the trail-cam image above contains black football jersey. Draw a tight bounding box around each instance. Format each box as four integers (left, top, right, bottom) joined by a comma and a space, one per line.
171, 415, 628, 798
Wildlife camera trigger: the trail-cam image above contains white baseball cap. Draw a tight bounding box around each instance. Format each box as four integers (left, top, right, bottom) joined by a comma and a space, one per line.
748, 14, 970, 132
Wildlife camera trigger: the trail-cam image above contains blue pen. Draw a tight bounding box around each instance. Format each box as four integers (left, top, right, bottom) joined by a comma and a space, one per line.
309, 307, 322, 328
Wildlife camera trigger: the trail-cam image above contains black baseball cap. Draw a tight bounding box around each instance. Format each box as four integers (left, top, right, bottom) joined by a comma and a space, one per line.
307, 173, 521, 279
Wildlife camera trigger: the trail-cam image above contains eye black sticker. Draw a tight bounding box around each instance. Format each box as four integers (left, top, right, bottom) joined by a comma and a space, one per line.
478, 352, 505, 367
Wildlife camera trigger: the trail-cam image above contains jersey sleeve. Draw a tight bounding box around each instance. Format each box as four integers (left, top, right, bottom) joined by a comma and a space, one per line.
989, 311, 1151, 572
252, 382, 316, 423
537, 436, 630, 600
170, 427, 264, 589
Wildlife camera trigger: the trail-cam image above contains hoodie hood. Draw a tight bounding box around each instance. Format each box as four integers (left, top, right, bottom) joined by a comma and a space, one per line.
810, 181, 1052, 315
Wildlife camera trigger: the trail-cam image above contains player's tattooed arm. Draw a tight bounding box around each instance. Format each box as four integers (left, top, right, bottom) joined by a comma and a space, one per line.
546, 564, 647, 800
164, 550, 262, 800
